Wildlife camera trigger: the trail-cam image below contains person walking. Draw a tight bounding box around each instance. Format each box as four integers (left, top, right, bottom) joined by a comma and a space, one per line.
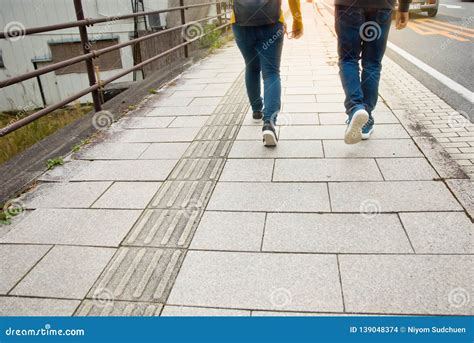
335, 0, 410, 144
231, 0, 303, 147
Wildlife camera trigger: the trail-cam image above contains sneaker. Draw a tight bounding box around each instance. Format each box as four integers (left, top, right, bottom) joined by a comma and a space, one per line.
262, 120, 278, 147
344, 108, 369, 145
253, 111, 263, 122
361, 115, 375, 140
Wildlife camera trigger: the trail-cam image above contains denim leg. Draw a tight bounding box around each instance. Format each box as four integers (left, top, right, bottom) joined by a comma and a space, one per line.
361, 9, 392, 115
232, 25, 263, 113
335, 6, 365, 115
256, 23, 284, 123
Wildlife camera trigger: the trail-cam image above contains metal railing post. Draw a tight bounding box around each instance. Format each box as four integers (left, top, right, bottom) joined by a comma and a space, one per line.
73, 0, 102, 112
179, 0, 189, 58
216, 2, 222, 26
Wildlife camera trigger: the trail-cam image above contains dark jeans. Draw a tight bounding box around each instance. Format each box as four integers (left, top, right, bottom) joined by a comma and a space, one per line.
335, 5, 392, 116
232, 23, 284, 123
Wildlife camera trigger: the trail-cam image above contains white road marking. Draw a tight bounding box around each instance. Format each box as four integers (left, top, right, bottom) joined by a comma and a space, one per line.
439, 4, 463, 9
387, 42, 474, 102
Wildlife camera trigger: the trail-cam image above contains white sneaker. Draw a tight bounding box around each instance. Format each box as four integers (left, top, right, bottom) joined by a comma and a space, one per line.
344, 109, 369, 145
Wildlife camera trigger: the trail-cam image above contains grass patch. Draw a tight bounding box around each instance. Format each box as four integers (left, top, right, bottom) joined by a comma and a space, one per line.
199, 22, 232, 51
46, 157, 64, 170
0, 103, 92, 165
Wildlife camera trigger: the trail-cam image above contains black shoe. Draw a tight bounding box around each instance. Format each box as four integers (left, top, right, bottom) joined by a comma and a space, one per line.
253, 111, 263, 122
262, 120, 278, 147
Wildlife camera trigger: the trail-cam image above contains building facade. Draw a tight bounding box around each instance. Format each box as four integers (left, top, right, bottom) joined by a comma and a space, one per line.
0, 0, 213, 112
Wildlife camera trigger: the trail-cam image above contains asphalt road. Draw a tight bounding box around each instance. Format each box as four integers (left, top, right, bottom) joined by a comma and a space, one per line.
318, 0, 474, 120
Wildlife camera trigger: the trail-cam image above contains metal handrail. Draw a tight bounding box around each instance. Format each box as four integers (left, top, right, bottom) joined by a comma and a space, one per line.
0, 3, 224, 38
0, 0, 232, 137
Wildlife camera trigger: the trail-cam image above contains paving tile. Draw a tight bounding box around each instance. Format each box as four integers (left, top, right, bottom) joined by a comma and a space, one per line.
339, 255, 474, 315
445, 179, 474, 218
229, 140, 324, 158
316, 94, 345, 102
190, 211, 265, 252
76, 143, 150, 160
0, 209, 141, 247
330, 181, 462, 212
207, 182, 330, 212
11, 246, 115, 299
273, 159, 382, 182
161, 306, 251, 316
399, 212, 473, 254
376, 158, 438, 180
237, 125, 279, 140
147, 106, 215, 116
0, 245, 51, 294
251, 311, 352, 316
92, 182, 162, 209
169, 116, 209, 128
118, 117, 175, 129
167, 251, 343, 312
282, 95, 316, 103
88, 247, 185, 303
413, 137, 468, 179
220, 159, 274, 182
189, 97, 222, 107
371, 124, 410, 139
155, 96, 193, 107
39, 160, 91, 182
139, 143, 191, 160
280, 125, 344, 140
22, 182, 111, 209
0, 297, 80, 316
278, 112, 319, 125
284, 103, 344, 113
76, 300, 162, 316
323, 140, 423, 158
263, 213, 412, 253
71, 160, 177, 181
115, 128, 200, 143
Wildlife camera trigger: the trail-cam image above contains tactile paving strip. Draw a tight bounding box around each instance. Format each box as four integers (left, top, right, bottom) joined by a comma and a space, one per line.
76, 300, 162, 316
87, 247, 186, 303
125, 209, 202, 248
79, 72, 249, 314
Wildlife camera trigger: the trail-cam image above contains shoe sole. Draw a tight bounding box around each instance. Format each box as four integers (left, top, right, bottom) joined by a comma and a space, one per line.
253, 117, 263, 123
344, 110, 369, 145
263, 130, 278, 147
362, 127, 374, 140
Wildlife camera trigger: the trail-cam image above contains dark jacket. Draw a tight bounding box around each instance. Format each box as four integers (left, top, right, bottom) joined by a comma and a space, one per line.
334, 0, 412, 12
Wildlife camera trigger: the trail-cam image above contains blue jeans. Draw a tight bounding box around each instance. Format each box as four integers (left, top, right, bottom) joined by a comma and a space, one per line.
335, 6, 392, 116
232, 23, 284, 123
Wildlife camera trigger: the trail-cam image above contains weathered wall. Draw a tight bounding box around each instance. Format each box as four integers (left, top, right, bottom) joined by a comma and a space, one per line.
166, 0, 216, 27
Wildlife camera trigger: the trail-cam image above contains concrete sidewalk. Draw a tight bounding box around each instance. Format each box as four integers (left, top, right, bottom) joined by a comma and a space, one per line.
0, 3, 472, 316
